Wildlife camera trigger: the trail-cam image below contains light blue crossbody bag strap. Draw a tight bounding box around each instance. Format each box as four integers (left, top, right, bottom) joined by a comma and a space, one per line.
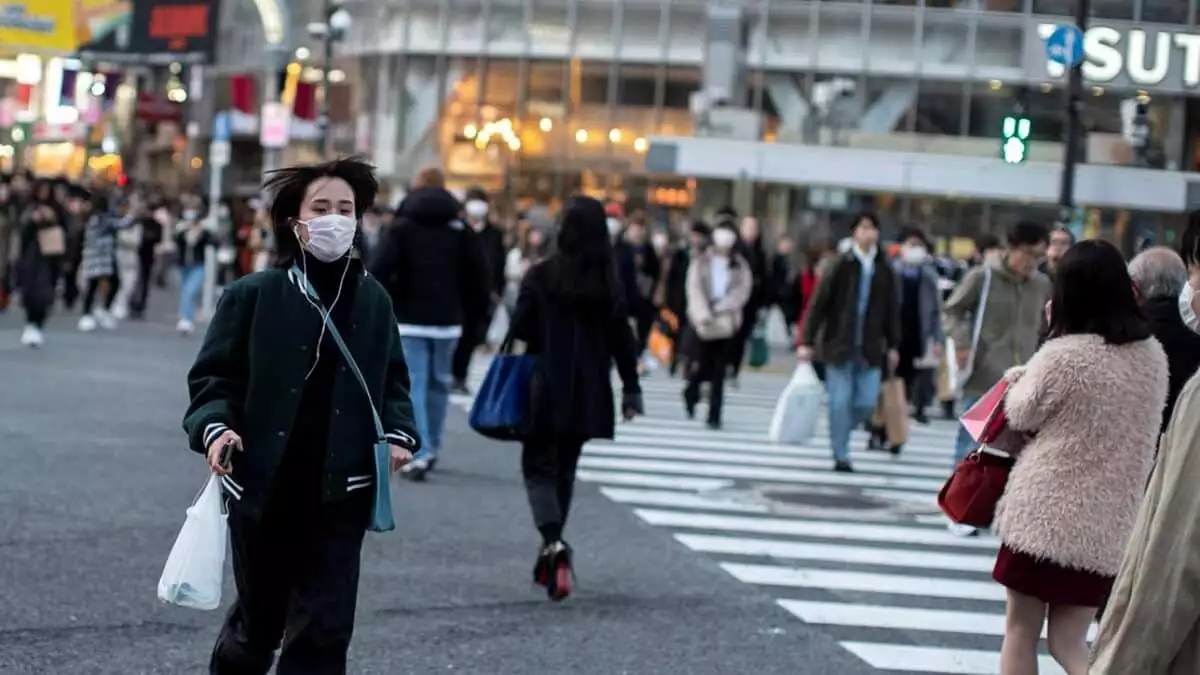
293, 266, 395, 532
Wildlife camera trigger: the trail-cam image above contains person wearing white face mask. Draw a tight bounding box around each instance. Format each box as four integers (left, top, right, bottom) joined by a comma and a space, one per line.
453, 189, 508, 394
682, 220, 753, 429
184, 158, 419, 673
889, 227, 944, 427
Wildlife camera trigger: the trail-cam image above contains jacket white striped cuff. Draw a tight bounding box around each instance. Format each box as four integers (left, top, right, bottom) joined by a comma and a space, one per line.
203, 422, 230, 449
386, 430, 417, 449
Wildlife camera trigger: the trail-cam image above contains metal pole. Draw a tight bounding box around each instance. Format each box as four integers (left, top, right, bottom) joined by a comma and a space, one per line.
318, 0, 333, 156
1058, 0, 1089, 224
200, 159, 224, 321
262, 63, 282, 176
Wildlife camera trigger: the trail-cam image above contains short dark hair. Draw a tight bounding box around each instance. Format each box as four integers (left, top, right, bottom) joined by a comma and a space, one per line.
1046, 239, 1149, 346
1007, 221, 1050, 248
899, 226, 929, 248
1050, 226, 1076, 244
850, 211, 880, 233
263, 157, 378, 267
1181, 210, 1200, 270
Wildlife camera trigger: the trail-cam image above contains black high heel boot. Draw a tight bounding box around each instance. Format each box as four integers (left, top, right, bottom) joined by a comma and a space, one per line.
544, 541, 574, 602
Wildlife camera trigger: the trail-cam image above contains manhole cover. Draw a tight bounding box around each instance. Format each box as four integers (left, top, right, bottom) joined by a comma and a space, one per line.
760, 488, 887, 511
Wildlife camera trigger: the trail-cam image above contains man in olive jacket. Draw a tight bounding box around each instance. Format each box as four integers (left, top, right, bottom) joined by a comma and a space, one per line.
798, 213, 900, 472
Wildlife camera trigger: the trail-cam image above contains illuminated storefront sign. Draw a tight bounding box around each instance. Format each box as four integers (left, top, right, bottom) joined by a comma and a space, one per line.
1028, 23, 1200, 92
0, 1, 77, 53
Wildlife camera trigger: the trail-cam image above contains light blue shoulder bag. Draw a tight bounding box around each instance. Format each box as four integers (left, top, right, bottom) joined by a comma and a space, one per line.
294, 267, 396, 533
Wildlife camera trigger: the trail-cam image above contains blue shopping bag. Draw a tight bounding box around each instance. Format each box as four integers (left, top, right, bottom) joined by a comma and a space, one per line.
469, 351, 537, 441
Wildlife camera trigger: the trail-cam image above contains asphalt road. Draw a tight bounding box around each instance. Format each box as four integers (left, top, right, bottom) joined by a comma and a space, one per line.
0, 302, 872, 675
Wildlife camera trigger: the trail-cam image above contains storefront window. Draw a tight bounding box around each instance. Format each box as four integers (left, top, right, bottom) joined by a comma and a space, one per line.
1141, 0, 1190, 23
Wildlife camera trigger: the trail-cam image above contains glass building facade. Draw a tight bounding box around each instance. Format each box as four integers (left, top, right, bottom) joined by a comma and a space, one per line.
332, 0, 1200, 248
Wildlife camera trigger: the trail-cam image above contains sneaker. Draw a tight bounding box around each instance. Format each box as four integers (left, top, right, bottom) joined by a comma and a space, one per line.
832, 460, 854, 473
77, 315, 98, 332
706, 419, 722, 431
177, 318, 196, 335
947, 522, 981, 537
95, 309, 118, 330
111, 305, 128, 321
451, 380, 470, 396
401, 455, 433, 482
20, 325, 43, 348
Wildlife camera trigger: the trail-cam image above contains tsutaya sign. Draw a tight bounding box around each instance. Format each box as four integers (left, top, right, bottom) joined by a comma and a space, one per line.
1029, 23, 1200, 93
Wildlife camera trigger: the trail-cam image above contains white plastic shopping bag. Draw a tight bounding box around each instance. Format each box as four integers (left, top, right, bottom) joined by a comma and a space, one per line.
486, 305, 510, 347
768, 363, 823, 444
157, 474, 228, 611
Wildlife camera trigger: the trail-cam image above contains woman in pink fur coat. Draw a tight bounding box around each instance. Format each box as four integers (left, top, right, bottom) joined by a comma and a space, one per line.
993, 240, 1168, 675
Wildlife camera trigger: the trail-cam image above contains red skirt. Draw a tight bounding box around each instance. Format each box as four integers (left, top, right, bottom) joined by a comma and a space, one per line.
993, 544, 1113, 608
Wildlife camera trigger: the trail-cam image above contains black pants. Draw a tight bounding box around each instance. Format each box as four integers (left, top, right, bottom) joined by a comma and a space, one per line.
521, 435, 585, 540
633, 305, 655, 355
684, 337, 733, 425
451, 310, 491, 384
897, 361, 934, 415
61, 264, 80, 310
130, 250, 154, 315
23, 257, 62, 328
82, 275, 119, 315
211, 497, 368, 675
727, 304, 760, 379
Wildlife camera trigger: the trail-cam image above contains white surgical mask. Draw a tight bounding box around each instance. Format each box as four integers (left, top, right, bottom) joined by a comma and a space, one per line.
607, 218, 623, 237
300, 214, 357, 262
1181, 282, 1200, 333
712, 229, 737, 250
651, 233, 669, 251
464, 199, 489, 221
901, 245, 928, 266
183, 209, 199, 221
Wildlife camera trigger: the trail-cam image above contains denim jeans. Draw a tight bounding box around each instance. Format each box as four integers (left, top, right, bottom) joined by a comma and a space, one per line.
178, 265, 205, 322
825, 362, 882, 462
400, 335, 459, 458
954, 395, 981, 462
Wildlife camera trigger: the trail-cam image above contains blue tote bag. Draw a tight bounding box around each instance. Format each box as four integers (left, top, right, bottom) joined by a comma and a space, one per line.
296, 268, 396, 533
469, 337, 537, 442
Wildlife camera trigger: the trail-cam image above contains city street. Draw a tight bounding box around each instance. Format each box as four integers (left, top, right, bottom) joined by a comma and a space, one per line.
0, 308, 1063, 675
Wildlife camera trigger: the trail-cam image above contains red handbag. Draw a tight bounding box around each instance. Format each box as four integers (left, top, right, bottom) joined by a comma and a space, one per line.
937, 381, 1024, 528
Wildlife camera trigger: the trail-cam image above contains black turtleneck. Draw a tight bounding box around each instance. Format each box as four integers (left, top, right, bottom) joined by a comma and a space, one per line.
271, 253, 363, 511
1143, 294, 1200, 432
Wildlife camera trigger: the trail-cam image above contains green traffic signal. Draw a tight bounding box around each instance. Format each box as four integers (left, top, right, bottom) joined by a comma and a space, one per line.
1001, 115, 1031, 164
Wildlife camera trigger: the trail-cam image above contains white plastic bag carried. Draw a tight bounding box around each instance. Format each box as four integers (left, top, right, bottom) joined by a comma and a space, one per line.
768, 363, 823, 444
486, 305, 510, 347
157, 474, 228, 611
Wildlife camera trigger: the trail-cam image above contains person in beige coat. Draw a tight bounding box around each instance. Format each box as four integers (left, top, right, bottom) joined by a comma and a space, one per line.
1089, 222, 1200, 675
682, 219, 752, 429
993, 241, 1168, 675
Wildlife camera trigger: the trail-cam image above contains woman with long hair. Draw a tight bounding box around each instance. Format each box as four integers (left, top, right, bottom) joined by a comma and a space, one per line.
183, 157, 419, 673
993, 240, 1167, 675
508, 195, 643, 601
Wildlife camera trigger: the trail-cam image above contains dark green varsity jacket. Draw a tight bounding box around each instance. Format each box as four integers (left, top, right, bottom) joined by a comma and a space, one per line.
182, 267, 419, 518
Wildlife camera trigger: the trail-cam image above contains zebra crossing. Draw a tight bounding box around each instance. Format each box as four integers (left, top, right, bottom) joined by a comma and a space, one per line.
455, 360, 1072, 675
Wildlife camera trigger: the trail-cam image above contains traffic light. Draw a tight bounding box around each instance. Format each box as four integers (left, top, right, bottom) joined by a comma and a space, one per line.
1001, 115, 1031, 164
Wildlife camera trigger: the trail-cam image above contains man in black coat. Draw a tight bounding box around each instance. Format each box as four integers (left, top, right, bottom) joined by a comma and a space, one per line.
369, 168, 490, 480
1128, 246, 1200, 432
452, 188, 507, 393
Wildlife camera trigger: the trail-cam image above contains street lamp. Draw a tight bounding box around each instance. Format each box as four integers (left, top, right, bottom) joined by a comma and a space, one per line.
308, 0, 352, 155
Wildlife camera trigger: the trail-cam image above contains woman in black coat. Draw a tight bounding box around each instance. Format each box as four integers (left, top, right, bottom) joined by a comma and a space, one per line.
183, 158, 419, 674
509, 195, 643, 601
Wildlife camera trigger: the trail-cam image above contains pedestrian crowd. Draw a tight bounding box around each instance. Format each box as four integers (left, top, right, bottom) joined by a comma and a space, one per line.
12, 157, 1200, 675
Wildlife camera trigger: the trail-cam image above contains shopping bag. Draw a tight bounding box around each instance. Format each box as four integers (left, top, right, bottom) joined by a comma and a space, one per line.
878, 378, 909, 446
768, 363, 823, 444
748, 322, 770, 368
960, 380, 1010, 444
157, 474, 228, 611
469, 341, 537, 441
486, 306, 510, 347
647, 309, 678, 366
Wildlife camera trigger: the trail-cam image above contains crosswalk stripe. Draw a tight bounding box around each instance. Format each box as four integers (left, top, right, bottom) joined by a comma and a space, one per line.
633, 509, 997, 549
574, 470, 734, 492
840, 643, 1067, 675
605, 431, 957, 467
675, 534, 995, 573
585, 444, 954, 478
599, 487, 770, 514
579, 456, 947, 493
721, 562, 1007, 602
777, 600, 1099, 641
